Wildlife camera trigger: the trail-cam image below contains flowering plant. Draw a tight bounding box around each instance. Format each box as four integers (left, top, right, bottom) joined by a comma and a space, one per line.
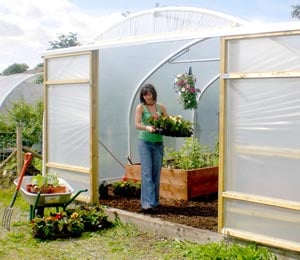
174, 69, 201, 110
112, 177, 141, 198
146, 114, 193, 137
31, 206, 112, 240
31, 211, 84, 239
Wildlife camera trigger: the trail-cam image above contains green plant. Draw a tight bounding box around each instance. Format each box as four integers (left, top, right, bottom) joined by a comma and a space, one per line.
31, 211, 84, 239
146, 114, 193, 137
31, 206, 113, 240
174, 68, 201, 110
163, 137, 219, 170
0, 99, 43, 147
66, 206, 113, 232
0, 188, 278, 259
112, 177, 141, 198
31, 172, 59, 188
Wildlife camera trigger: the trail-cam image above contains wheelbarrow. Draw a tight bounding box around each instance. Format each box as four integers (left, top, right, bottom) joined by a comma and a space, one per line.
14, 176, 88, 220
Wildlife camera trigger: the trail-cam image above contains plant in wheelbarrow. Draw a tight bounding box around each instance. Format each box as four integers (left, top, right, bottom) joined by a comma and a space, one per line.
26, 172, 67, 194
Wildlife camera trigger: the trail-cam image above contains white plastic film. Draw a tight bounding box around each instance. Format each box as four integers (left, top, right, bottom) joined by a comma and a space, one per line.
95, 7, 246, 42
47, 54, 90, 81
223, 33, 300, 248
227, 35, 300, 72
47, 83, 90, 168
225, 199, 300, 243
225, 78, 300, 201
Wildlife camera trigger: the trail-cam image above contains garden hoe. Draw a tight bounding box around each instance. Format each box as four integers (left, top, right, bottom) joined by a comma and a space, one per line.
2, 152, 32, 230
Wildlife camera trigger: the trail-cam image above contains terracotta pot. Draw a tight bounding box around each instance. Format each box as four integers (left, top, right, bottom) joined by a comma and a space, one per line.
27, 185, 66, 194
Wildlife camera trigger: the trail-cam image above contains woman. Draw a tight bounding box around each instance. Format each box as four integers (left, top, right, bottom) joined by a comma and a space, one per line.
135, 83, 168, 213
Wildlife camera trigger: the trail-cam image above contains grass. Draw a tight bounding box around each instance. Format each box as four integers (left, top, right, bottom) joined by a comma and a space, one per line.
0, 186, 277, 259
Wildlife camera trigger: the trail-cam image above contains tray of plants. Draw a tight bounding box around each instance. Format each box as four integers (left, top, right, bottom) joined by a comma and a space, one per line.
14, 173, 74, 206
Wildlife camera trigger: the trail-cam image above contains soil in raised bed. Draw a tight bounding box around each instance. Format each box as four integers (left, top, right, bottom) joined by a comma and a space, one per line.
99, 193, 218, 232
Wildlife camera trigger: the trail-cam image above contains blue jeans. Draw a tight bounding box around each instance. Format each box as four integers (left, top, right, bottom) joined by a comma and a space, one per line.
138, 140, 164, 209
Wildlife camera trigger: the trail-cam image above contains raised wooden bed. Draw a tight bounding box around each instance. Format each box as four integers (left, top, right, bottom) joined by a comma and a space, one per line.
124, 164, 218, 200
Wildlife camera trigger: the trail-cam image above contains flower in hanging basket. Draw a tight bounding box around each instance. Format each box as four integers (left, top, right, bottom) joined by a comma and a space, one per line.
174, 72, 201, 110
146, 114, 193, 137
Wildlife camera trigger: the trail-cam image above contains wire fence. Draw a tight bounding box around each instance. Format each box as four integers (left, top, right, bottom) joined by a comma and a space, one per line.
0, 130, 42, 187
0, 132, 16, 162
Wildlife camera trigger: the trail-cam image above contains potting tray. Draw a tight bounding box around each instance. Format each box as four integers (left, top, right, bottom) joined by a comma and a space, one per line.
14, 176, 74, 207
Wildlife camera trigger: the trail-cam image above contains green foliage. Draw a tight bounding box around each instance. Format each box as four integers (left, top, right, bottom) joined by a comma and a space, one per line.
146, 115, 193, 137
174, 69, 201, 110
112, 177, 141, 198
34, 74, 44, 84
163, 137, 219, 170
66, 206, 113, 232
0, 188, 278, 259
291, 5, 300, 19
32, 157, 42, 172
2, 63, 29, 75
177, 241, 277, 259
48, 32, 80, 50
31, 206, 113, 240
0, 99, 44, 147
31, 173, 59, 188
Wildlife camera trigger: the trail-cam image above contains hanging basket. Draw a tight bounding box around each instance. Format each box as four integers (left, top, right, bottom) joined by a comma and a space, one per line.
174, 67, 201, 110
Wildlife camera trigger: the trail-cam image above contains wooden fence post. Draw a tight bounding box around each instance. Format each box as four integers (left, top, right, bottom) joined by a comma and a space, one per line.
16, 125, 23, 174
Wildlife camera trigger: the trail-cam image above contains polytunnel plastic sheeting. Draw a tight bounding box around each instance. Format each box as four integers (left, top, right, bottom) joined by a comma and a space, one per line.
222, 31, 300, 249
94, 7, 247, 42
0, 74, 40, 111
47, 54, 90, 81
225, 78, 300, 201
225, 200, 300, 243
47, 83, 90, 168
227, 34, 300, 72
226, 78, 300, 150
95, 36, 221, 179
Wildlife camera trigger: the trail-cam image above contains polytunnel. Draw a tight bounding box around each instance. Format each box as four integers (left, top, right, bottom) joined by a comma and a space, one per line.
0, 73, 43, 113
41, 6, 246, 201
42, 6, 300, 254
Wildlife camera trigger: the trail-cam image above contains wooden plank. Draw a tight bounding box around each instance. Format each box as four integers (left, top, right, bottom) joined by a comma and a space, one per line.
224, 228, 300, 253
90, 50, 99, 205
45, 79, 89, 85
45, 162, 90, 174
218, 35, 227, 233
124, 164, 218, 200
235, 145, 300, 159
223, 191, 300, 211
223, 71, 300, 79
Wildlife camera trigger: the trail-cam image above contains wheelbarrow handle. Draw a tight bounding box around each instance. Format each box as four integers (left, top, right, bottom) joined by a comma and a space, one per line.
63, 189, 88, 209
10, 153, 33, 207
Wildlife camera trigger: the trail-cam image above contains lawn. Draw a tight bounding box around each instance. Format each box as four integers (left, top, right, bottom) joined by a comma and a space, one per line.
0, 187, 277, 259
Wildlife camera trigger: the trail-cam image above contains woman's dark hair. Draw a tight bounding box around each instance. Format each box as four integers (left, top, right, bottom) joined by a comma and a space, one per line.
139, 83, 157, 103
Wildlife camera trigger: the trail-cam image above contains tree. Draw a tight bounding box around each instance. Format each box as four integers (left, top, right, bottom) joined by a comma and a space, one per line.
0, 99, 44, 147
2, 63, 29, 75
291, 5, 300, 19
48, 32, 80, 50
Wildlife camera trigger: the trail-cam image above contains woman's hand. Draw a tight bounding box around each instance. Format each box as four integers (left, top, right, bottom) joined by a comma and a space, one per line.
146, 126, 155, 132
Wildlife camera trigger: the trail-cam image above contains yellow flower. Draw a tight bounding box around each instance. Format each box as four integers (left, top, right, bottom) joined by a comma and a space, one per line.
71, 212, 79, 219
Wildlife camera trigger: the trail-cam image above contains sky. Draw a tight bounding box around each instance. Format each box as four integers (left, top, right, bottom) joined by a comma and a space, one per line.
0, 0, 298, 72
